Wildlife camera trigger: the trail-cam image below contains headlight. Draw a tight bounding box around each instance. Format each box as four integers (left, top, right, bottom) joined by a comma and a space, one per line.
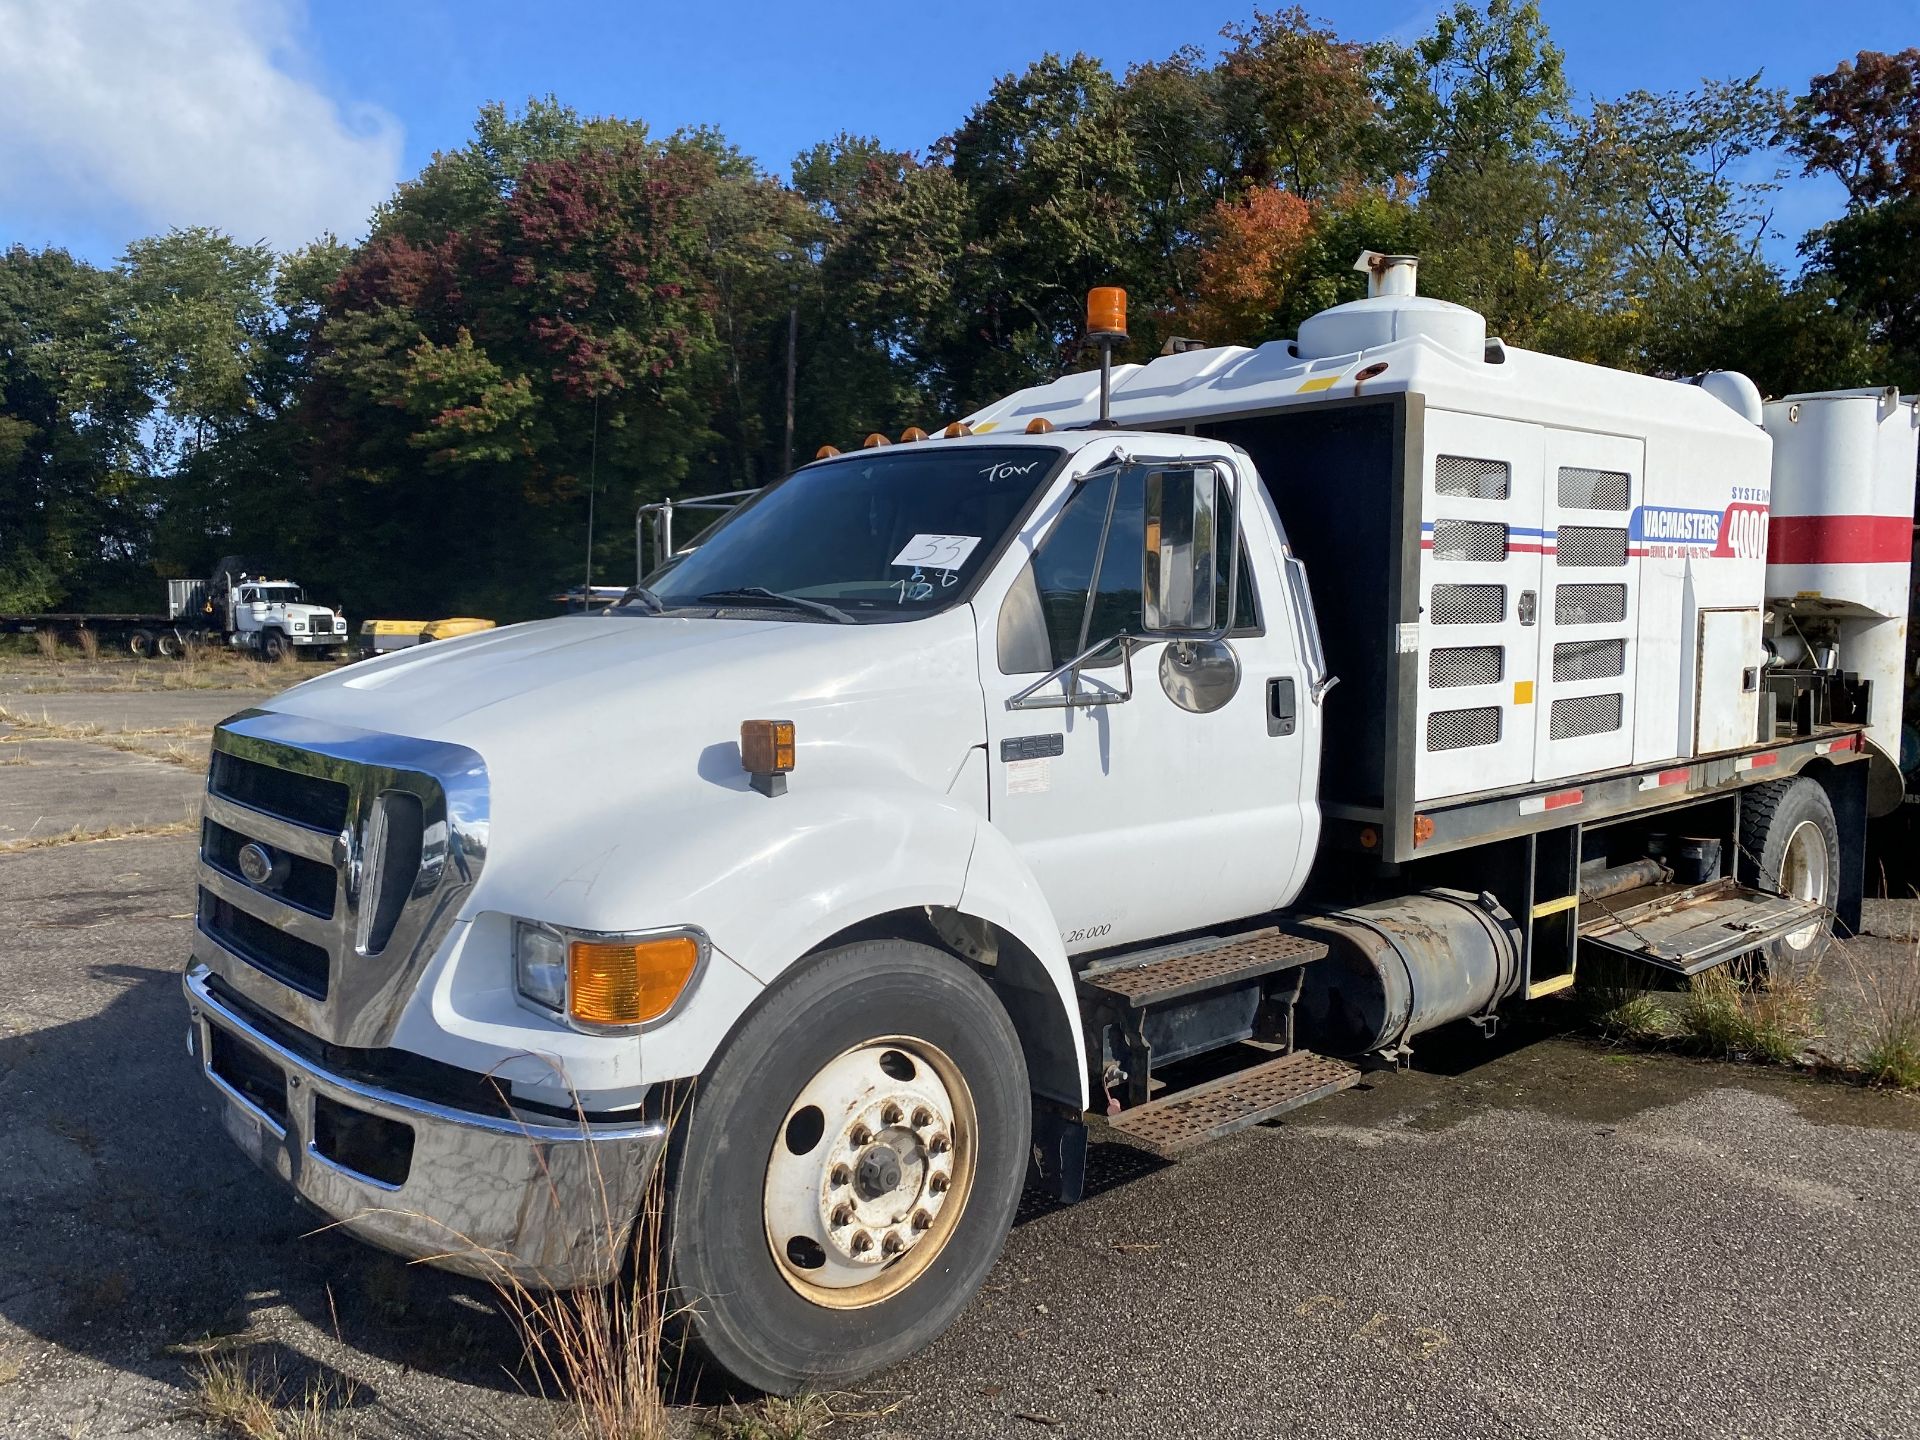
291, 619, 305, 632
513, 919, 705, 1030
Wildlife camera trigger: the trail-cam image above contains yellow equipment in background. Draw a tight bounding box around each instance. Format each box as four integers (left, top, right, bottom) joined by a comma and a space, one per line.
358, 617, 495, 657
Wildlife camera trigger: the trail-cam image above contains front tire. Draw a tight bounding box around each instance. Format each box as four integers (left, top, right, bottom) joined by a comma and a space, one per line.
1739, 776, 1840, 968
260, 631, 288, 661
666, 941, 1030, 1395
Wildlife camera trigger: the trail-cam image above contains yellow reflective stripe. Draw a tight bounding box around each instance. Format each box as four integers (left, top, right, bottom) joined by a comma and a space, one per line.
1531, 895, 1579, 918
1526, 972, 1577, 998
1297, 375, 1341, 393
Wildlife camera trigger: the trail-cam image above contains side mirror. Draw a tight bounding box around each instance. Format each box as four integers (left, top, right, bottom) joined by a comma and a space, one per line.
1143, 466, 1219, 633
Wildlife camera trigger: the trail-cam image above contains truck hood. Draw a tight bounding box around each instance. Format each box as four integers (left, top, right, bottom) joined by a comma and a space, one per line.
257, 610, 987, 814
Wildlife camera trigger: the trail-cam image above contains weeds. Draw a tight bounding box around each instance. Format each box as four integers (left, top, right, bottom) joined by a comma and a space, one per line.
1570, 956, 1672, 1045
32, 629, 61, 660
1855, 940, 1920, 1090
1678, 962, 1821, 1065
697, 1394, 836, 1439
75, 627, 100, 661
181, 1353, 359, 1440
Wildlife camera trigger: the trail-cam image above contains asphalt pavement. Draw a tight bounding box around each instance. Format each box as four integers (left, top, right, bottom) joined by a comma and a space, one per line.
2, 675, 1917, 1439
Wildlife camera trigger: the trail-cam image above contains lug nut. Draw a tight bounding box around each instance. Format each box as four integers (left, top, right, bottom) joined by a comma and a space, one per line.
929, 1172, 949, 1195
830, 1163, 851, 1187
831, 1203, 853, 1227
850, 1231, 873, 1255
912, 1209, 933, 1231
881, 1102, 903, 1125
881, 1232, 906, 1256
849, 1124, 871, 1147
912, 1107, 932, 1128
928, 1133, 950, 1155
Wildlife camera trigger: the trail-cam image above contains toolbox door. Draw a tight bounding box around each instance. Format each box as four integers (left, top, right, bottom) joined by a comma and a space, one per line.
1413, 412, 1544, 801
1534, 430, 1644, 780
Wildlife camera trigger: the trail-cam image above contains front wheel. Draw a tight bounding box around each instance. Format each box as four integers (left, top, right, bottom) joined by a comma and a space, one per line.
666, 941, 1030, 1395
259, 631, 288, 661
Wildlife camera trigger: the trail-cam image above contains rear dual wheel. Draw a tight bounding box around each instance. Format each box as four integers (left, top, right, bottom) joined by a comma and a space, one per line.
666, 941, 1029, 1395
1739, 776, 1840, 969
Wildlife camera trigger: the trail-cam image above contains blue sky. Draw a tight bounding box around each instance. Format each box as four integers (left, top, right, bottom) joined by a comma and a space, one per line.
4, 0, 1917, 268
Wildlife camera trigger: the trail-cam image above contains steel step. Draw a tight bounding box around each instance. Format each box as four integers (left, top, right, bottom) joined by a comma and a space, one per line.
1104, 1049, 1362, 1157
1079, 928, 1328, 1010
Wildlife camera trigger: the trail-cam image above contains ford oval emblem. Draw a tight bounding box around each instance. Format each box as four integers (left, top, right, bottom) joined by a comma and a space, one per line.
237, 842, 276, 887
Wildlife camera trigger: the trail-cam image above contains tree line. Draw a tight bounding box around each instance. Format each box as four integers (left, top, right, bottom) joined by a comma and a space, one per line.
3, 3, 1917, 621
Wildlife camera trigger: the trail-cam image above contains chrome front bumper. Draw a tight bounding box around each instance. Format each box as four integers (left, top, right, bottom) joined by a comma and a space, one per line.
184, 964, 666, 1288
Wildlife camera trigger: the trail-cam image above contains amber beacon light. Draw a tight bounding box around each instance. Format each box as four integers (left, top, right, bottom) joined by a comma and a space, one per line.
741, 719, 796, 797
1086, 286, 1129, 340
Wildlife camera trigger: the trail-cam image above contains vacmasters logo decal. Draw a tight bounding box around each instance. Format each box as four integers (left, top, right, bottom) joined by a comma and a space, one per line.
1629, 502, 1768, 559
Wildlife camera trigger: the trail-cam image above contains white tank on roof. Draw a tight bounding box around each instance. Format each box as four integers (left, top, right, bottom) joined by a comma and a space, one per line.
1295, 252, 1488, 363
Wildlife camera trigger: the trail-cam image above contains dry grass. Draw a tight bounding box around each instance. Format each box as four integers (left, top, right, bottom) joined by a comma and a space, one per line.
1855, 937, 1920, 1090
0, 816, 197, 854
32, 629, 60, 660
1570, 955, 1672, 1045
696, 1395, 840, 1439
1678, 960, 1822, 1066
181, 1353, 360, 1440
74, 627, 100, 661
0, 703, 208, 741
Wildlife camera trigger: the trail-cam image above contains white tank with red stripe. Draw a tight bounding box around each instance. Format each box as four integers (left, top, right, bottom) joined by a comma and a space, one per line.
1763, 387, 1917, 619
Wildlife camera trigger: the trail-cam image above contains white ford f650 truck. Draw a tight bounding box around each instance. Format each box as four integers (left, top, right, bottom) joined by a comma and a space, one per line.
183, 256, 1915, 1393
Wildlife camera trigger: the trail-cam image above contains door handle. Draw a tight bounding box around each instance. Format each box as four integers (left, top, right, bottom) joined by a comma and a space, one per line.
1267, 677, 1297, 737
1518, 589, 1537, 626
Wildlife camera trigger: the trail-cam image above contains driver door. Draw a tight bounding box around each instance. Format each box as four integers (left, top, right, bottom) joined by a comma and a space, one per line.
977, 461, 1315, 955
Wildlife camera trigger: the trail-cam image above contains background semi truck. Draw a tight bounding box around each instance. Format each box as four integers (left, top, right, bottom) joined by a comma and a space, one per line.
180, 256, 1914, 1394
1, 554, 348, 659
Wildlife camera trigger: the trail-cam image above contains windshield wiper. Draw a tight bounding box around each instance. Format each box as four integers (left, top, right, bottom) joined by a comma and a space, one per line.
695, 587, 856, 624
612, 585, 666, 614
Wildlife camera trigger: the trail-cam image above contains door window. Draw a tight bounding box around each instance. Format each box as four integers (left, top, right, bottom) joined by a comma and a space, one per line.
999, 467, 1255, 674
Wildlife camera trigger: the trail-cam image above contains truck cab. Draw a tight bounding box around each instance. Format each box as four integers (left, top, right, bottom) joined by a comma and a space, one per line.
182, 264, 1904, 1397
225, 578, 347, 658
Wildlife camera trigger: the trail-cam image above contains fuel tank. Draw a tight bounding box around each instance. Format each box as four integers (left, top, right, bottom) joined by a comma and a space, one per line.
1293, 889, 1522, 1057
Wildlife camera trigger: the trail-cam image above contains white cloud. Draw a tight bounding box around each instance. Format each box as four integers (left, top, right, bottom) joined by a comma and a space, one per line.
0, 0, 403, 254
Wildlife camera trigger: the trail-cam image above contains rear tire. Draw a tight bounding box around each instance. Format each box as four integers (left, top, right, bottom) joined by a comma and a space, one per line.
127, 630, 154, 659
665, 941, 1030, 1395
1738, 776, 1839, 969
156, 631, 182, 659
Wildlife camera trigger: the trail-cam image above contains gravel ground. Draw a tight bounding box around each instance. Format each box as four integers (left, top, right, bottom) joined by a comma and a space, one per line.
2, 668, 1917, 1439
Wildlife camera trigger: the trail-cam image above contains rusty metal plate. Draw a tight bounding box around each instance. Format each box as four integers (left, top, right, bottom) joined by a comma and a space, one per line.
1082, 929, 1327, 1009
1106, 1050, 1361, 1157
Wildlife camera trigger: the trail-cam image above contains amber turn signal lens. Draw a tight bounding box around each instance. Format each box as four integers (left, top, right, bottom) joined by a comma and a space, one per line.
741, 719, 796, 775
1412, 814, 1436, 847
569, 935, 700, 1027
1086, 285, 1128, 339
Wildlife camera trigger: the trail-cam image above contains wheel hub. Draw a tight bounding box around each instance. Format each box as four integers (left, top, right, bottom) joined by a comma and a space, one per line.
763, 1039, 976, 1305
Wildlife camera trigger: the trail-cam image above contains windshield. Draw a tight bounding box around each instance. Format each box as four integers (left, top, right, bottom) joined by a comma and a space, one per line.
257, 585, 302, 604
637, 445, 1064, 623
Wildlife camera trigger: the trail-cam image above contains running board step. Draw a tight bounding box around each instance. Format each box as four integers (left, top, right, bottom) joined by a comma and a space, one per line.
1079, 928, 1328, 1010
1105, 1050, 1361, 1157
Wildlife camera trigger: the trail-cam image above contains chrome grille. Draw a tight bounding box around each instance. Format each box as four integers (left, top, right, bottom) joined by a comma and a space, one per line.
1555, 584, 1626, 625
1550, 692, 1623, 739
1431, 520, 1507, 562
1557, 527, 1627, 567
193, 711, 488, 1048
1558, 467, 1630, 510
1435, 455, 1510, 499
1431, 584, 1506, 625
1430, 645, 1503, 687
1427, 706, 1501, 751
1553, 639, 1626, 682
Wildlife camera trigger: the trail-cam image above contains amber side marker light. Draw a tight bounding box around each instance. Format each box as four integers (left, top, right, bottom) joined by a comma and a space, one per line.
569, 934, 701, 1028
815, 444, 842, 459
900, 426, 929, 443
1412, 814, 1436, 847
742, 718, 796, 797
863, 432, 891, 448
943, 421, 972, 438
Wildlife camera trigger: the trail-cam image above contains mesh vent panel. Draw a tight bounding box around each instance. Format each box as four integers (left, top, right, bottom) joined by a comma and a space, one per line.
1557, 527, 1628, 567
1431, 520, 1508, 562
1550, 693, 1623, 739
1435, 455, 1511, 500
1558, 467, 1630, 510
1430, 584, 1506, 624
1554, 583, 1626, 625
1553, 639, 1626, 682
1427, 706, 1502, 751
1431, 645, 1504, 687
